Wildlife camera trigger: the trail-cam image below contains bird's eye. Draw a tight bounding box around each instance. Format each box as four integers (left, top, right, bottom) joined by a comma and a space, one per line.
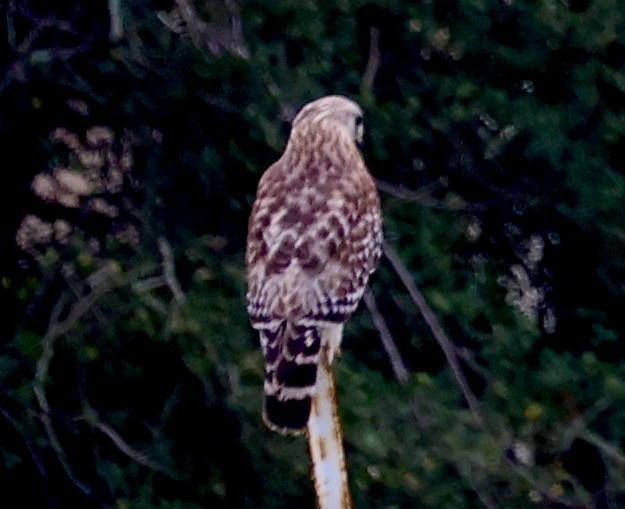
354, 115, 364, 146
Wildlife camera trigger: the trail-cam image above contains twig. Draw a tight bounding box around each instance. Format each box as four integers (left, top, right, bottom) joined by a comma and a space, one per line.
361, 27, 380, 96
0, 404, 50, 498
94, 421, 159, 469
88, 417, 182, 479
376, 178, 509, 213
466, 477, 501, 509
363, 289, 409, 384
35, 297, 93, 496
375, 178, 448, 206
108, 0, 124, 42
1, 5, 93, 93
382, 242, 485, 428
560, 401, 625, 466
504, 459, 583, 508
33, 263, 119, 496
65, 270, 107, 327
583, 431, 625, 467
364, 288, 430, 429
159, 0, 249, 58
474, 489, 501, 509
7, 0, 18, 49
132, 275, 166, 294
158, 237, 185, 304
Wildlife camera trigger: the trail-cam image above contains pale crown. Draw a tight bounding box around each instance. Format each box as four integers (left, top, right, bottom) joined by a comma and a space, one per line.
290, 95, 364, 147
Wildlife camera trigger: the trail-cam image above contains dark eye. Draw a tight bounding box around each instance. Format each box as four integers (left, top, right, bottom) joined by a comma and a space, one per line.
355, 115, 363, 127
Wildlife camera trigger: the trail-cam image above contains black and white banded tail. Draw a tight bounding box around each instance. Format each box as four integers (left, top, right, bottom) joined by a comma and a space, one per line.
260, 323, 321, 434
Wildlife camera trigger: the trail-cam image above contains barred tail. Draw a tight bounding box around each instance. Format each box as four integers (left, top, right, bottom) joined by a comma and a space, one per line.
260, 324, 321, 435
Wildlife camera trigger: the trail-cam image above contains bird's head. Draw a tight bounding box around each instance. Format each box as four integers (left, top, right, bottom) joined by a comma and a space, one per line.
291, 95, 364, 147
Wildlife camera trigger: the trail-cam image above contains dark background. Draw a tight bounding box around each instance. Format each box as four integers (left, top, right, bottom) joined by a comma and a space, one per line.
2, 0, 625, 507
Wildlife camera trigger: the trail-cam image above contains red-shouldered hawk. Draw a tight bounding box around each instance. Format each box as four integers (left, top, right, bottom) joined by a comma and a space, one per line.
245, 96, 382, 435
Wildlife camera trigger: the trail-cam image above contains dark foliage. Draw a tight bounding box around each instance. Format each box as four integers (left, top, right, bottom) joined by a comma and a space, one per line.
2, 0, 625, 507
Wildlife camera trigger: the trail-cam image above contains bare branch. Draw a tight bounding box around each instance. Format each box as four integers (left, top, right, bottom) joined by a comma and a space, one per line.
361, 27, 380, 96
382, 242, 485, 428
363, 289, 409, 384
35, 297, 92, 496
132, 275, 166, 294
474, 490, 501, 509
364, 288, 430, 429
33, 263, 120, 496
158, 237, 185, 304
466, 477, 502, 509
504, 459, 583, 508
108, 0, 124, 42
88, 417, 182, 479
375, 178, 448, 206
0, 400, 50, 495
1, 3, 94, 94
159, 0, 249, 59
583, 431, 625, 468
376, 179, 510, 214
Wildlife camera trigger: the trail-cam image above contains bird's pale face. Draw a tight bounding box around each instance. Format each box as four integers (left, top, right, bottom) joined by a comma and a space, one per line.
291, 95, 364, 147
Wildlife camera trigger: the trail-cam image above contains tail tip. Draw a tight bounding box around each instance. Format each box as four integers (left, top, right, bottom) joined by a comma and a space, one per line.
263, 395, 311, 435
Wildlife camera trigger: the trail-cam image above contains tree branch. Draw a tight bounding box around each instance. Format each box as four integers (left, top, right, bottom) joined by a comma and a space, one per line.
363, 289, 409, 384
361, 27, 380, 96
35, 297, 92, 496
86, 415, 183, 479
583, 431, 625, 467
0, 403, 50, 497
364, 288, 430, 429
158, 0, 249, 59
375, 178, 448, 206
108, 0, 124, 42
382, 242, 485, 428
158, 237, 185, 304
33, 262, 120, 496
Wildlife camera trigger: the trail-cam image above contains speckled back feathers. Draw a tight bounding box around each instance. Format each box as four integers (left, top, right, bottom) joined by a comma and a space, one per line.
245, 96, 382, 433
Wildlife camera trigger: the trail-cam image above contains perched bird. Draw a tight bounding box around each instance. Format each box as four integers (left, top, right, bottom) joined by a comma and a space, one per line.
245, 95, 382, 435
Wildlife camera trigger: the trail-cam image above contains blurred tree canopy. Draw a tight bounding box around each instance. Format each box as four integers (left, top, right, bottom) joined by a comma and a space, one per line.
2, 0, 625, 507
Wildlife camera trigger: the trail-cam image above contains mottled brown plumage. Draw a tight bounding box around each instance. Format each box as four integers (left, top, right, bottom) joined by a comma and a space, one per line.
245, 96, 382, 434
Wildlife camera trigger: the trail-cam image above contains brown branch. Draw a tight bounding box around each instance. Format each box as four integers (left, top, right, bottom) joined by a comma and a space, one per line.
2, 5, 88, 92
364, 288, 430, 429
375, 178, 448, 206
34, 263, 119, 496
158, 237, 185, 304
504, 459, 583, 508
466, 477, 502, 509
361, 27, 380, 96
363, 289, 409, 384
35, 297, 92, 496
382, 242, 485, 428
583, 431, 625, 467
375, 179, 508, 213
0, 404, 50, 494
108, 0, 124, 42
87, 416, 183, 479
158, 0, 249, 59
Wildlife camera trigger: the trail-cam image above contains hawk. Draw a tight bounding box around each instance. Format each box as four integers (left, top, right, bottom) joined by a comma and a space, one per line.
245, 95, 382, 435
